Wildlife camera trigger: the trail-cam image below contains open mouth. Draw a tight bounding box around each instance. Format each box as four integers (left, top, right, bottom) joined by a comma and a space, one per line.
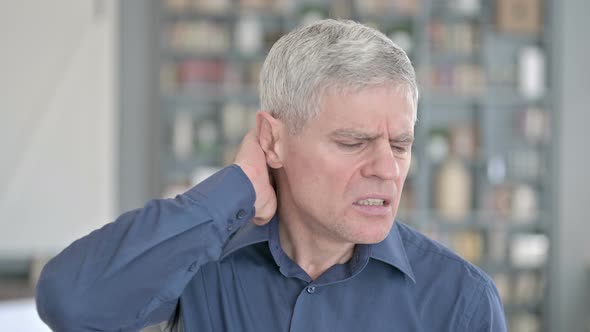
352, 198, 392, 216
353, 198, 389, 206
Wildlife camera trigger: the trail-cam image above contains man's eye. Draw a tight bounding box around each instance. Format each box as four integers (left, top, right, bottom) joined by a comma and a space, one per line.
339, 142, 364, 150
392, 145, 408, 153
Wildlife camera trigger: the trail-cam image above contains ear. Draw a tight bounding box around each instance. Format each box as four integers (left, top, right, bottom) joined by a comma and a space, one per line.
257, 111, 285, 169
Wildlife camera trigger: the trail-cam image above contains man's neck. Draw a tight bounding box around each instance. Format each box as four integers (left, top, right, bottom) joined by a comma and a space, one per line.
277, 209, 355, 280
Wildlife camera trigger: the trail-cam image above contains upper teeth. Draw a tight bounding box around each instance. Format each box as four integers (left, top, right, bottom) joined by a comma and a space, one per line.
356, 199, 385, 206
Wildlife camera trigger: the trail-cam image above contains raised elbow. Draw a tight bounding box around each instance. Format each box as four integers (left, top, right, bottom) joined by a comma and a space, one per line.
35, 267, 86, 331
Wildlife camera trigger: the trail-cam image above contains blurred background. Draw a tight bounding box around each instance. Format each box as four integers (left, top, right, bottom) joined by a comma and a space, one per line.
0, 0, 588, 331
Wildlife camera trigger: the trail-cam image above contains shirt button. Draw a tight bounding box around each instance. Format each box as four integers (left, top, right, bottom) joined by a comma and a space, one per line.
306, 286, 316, 294
236, 209, 247, 220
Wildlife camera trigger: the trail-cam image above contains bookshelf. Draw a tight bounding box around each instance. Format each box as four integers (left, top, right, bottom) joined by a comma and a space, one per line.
155, 1, 554, 330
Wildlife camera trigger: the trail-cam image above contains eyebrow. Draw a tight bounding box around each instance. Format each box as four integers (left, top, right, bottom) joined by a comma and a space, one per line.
329, 128, 414, 143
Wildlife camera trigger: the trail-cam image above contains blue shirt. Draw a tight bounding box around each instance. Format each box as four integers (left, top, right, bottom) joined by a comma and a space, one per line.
36, 165, 506, 331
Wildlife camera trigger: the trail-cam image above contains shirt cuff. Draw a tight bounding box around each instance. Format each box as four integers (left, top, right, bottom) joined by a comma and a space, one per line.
181, 164, 256, 230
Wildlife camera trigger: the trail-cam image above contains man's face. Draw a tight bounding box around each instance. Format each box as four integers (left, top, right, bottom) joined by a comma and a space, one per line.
276, 85, 414, 244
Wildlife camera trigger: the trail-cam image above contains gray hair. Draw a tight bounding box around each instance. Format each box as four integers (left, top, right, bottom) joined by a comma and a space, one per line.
260, 19, 419, 133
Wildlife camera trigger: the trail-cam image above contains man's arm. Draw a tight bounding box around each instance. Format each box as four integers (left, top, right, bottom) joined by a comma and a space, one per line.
36, 165, 256, 331
36, 117, 278, 331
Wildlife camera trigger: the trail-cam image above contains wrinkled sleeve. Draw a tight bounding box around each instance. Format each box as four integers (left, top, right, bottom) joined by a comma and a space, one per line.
35, 165, 256, 332
467, 279, 508, 332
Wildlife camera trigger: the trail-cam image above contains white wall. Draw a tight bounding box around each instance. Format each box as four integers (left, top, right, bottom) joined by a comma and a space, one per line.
0, 0, 118, 254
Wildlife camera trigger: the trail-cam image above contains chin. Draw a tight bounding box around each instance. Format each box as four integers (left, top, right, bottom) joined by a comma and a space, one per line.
349, 219, 394, 244
353, 232, 390, 244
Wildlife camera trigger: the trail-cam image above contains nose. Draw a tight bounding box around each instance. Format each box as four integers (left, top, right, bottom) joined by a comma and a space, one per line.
360, 140, 400, 180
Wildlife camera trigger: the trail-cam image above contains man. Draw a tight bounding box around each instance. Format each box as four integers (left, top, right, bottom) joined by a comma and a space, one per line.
36, 19, 506, 331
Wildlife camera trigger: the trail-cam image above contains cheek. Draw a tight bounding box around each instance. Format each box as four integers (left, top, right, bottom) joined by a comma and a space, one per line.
314, 152, 360, 188
284, 149, 324, 196
286, 147, 355, 200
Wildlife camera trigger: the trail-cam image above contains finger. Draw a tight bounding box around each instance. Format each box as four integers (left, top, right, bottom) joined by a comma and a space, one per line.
268, 166, 276, 188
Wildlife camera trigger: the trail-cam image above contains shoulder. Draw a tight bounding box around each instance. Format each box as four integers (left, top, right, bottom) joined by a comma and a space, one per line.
395, 222, 505, 331
396, 222, 493, 285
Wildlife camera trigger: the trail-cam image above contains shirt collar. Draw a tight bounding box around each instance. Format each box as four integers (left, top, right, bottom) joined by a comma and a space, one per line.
370, 222, 416, 284
220, 216, 416, 284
